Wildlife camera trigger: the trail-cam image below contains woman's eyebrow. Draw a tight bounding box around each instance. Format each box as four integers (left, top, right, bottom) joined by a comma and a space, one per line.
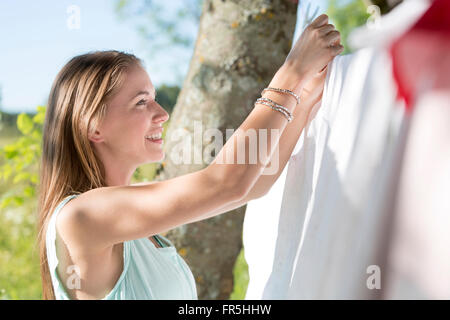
132, 89, 156, 100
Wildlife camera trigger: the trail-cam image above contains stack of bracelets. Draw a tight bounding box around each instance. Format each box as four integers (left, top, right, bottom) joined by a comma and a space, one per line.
254, 87, 301, 123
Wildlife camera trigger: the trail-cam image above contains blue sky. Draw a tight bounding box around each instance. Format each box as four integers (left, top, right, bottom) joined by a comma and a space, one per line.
0, 0, 327, 114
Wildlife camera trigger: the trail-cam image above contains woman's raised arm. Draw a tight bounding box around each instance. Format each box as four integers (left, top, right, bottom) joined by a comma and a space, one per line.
186, 65, 330, 223
58, 14, 343, 252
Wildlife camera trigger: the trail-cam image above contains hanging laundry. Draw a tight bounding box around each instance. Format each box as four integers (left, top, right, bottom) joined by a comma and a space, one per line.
243, 0, 432, 299
390, 0, 450, 109
381, 0, 450, 299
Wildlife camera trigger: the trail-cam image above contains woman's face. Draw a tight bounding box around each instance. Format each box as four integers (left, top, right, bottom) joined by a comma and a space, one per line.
90, 64, 170, 167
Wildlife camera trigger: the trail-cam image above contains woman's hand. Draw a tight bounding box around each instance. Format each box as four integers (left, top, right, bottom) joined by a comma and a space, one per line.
283, 14, 343, 91
300, 65, 328, 110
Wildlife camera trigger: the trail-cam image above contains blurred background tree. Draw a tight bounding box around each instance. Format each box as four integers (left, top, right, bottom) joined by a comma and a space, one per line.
115, 0, 299, 300
115, 0, 202, 85
115, 0, 202, 48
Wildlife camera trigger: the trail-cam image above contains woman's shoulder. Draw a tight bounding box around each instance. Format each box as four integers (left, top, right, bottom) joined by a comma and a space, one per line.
54, 193, 95, 253
51, 193, 129, 299
55, 194, 81, 227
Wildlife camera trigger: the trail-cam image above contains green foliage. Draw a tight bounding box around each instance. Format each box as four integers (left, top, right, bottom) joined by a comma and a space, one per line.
327, 0, 370, 54
155, 84, 180, 114
229, 247, 249, 300
0, 201, 42, 299
0, 106, 44, 210
0, 105, 45, 299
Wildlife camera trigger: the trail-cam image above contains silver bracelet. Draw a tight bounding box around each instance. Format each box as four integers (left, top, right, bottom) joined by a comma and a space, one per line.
254, 100, 293, 122
256, 98, 293, 122
261, 87, 301, 105
256, 97, 292, 118
255, 101, 292, 122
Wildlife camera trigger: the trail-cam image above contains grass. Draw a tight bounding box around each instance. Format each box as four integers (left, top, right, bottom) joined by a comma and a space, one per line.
0, 202, 42, 299
229, 247, 249, 299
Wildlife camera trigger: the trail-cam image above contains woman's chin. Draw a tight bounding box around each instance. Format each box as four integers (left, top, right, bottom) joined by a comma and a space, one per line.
145, 151, 165, 164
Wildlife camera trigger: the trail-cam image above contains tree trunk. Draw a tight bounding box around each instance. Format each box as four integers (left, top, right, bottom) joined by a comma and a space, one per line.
155, 0, 298, 300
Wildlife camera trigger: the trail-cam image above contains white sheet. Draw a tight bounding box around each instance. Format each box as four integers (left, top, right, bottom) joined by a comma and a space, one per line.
243, 0, 431, 299
383, 91, 450, 299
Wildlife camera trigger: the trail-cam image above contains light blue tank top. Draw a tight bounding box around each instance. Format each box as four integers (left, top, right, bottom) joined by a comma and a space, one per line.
46, 194, 198, 300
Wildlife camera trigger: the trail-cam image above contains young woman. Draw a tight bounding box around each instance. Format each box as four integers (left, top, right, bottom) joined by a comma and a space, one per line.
37, 14, 342, 300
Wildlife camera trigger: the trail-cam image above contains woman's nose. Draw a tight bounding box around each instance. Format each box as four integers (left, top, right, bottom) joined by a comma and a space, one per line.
153, 103, 170, 124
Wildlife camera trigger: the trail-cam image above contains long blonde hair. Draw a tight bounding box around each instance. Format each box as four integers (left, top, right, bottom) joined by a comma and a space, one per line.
37, 50, 142, 299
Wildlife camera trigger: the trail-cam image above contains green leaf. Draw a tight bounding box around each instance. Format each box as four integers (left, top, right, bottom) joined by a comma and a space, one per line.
3, 144, 17, 153
24, 151, 35, 165
17, 113, 34, 135
2, 163, 13, 180
24, 186, 35, 197
32, 112, 45, 125
13, 172, 31, 184
0, 197, 12, 210
14, 160, 25, 172
3, 144, 19, 159
13, 196, 24, 206
31, 129, 42, 141
30, 173, 38, 185
17, 136, 31, 148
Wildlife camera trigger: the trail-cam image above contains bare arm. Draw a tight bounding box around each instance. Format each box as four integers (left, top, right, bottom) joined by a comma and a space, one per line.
243, 68, 327, 200
188, 68, 328, 222
61, 64, 306, 251
59, 14, 343, 252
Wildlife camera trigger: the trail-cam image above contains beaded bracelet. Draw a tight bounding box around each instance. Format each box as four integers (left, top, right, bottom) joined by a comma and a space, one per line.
261, 87, 301, 105
256, 97, 293, 121
254, 99, 293, 122
256, 97, 292, 118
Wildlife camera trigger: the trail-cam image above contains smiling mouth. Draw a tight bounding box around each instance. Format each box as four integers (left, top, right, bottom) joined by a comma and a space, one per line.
145, 136, 163, 144
145, 132, 162, 140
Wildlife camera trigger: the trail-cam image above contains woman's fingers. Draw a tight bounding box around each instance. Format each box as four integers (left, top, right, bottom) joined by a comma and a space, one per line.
318, 24, 336, 36
324, 30, 341, 46
283, 13, 342, 82
317, 22, 341, 47
330, 44, 344, 56
310, 14, 329, 28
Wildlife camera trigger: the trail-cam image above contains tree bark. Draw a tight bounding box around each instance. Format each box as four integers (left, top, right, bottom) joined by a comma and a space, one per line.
155, 0, 298, 300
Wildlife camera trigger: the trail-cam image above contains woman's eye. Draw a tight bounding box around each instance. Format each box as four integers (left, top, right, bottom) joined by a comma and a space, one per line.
136, 99, 148, 106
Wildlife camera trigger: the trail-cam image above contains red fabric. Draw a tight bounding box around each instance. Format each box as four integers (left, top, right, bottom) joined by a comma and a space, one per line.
390, 0, 450, 111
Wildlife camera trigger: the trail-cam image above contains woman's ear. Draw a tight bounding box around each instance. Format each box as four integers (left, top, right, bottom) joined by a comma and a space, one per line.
88, 127, 105, 144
